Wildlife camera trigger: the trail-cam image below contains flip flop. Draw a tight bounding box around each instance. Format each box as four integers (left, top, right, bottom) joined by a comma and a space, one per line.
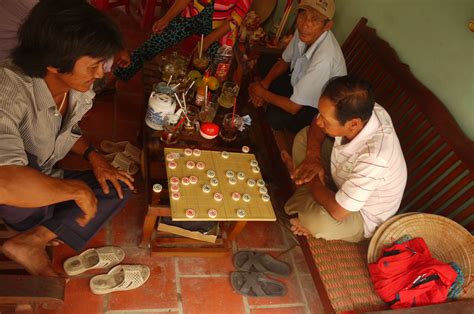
230, 271, 287, 297
105, 152, 139, 175
63, 246, 125, 276
233, 251, 291, 277
89, 265, 150, 295
100, 140, 141, 164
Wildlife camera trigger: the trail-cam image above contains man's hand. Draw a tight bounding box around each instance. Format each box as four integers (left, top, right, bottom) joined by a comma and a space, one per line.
70, 180, 98, 227
249, 82, 266, 107
113, 50, 131, 68
88, 152, 134, 199
292, 157, 325, 185
152, 17, 170, 34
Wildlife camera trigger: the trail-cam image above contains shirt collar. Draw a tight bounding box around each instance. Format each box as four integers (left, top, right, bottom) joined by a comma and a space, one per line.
296, 30, 329, 60
32, 77, 95, 111
336, 110, 380, 154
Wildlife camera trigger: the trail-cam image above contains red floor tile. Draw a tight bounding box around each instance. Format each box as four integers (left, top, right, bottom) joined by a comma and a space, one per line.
291, 245, 311, 275
80, 100, 115, 138
177, 255, 235, 275
250, 307, 306, 314
38, 277, 104, 314
107, 247, 178, 311
299, 274, 324, 313
180, 277, 245, 313
114, 120, 142, 144
110, 180, 147, 247
115, 90, 145, 124
236, 222, 286, 249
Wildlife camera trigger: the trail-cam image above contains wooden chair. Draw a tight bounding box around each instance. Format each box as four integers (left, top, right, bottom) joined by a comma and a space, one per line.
0, 220, 65, 312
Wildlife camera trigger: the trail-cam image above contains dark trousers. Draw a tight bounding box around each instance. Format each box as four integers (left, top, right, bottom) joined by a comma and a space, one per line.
257, 55, 318, 133
0, 169, 130, 252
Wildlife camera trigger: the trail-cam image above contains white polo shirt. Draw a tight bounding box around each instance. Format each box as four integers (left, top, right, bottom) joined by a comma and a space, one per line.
330, 104, 407, 238
282, 30, 346, 109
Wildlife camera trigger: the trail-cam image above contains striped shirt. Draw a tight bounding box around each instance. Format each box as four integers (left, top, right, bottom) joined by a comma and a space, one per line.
331, 104, 407, 238
183, 0, 252, 44
0, 59, 94, 178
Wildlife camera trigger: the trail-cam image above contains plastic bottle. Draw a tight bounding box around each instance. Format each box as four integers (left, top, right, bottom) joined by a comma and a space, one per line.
195, 70, 210, 107
213, 39, 234, 83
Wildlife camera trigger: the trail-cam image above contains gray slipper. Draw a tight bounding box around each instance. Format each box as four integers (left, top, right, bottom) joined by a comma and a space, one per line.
233, 251, 291, 277
230, 271, 287, 297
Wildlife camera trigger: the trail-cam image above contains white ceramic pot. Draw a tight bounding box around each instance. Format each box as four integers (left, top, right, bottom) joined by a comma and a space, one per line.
145, 92, 176, 130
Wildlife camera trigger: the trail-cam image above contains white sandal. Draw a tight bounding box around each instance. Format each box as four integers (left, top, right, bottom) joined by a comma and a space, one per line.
63, 246, 125, 276
100, 140, 141, 164
89, 265, 150, 295
105, 152, 139, 175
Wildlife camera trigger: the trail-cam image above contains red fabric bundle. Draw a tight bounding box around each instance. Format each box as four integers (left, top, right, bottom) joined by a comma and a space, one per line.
369, 238, 457, 309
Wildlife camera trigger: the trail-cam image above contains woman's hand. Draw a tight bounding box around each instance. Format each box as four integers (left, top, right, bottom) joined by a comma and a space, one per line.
113, 50, 131, 68
152, 17, 170, 34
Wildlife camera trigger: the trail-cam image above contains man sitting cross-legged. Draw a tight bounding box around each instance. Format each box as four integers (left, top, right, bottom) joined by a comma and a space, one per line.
282, 75, 407, 242
0, 0, 134, 276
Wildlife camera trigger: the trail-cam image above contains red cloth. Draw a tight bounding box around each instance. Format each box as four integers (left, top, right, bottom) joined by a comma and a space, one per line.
369, 238, 457, 309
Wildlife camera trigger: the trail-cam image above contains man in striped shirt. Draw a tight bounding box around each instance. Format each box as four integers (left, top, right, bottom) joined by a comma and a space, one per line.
0, 1, 133, 276
283, 76, 407, 242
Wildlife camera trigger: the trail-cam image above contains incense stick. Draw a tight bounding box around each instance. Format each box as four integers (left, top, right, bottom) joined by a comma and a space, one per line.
167, 74, 173, 86
173, 93, 190, 124
199, 34, 204, 59
231, 97, 237, 128
184, 80, 196, 96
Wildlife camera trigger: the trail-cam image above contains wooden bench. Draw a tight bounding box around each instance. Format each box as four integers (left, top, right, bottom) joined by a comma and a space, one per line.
261, 18, 473, 313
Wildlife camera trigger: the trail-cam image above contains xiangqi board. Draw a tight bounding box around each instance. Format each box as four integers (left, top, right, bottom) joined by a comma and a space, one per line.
164, 147, 276, 221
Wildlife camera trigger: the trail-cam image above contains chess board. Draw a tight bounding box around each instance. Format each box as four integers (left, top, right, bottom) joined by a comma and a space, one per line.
164, 148, 276, 221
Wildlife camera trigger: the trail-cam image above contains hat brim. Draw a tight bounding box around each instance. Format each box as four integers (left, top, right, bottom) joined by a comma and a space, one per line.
297, 4, 332, 20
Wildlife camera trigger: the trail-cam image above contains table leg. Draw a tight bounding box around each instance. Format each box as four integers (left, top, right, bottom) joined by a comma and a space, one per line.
226, 221, 247, 241
140, 213, 158, 248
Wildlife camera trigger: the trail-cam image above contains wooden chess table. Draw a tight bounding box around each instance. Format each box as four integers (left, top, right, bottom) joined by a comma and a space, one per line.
140, 113, 277, 256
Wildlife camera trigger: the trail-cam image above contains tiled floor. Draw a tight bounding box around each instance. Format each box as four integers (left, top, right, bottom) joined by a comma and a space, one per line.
41, 7, 320, 314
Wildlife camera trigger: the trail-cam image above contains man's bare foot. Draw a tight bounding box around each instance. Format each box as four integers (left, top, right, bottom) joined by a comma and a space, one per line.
289, 218, 311, 237
1, 226, 60, 277
46, 238, 64, 247
281, 150, 295, 174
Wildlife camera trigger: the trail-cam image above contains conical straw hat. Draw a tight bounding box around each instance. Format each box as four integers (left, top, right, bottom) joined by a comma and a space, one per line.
367, 213, 416, 263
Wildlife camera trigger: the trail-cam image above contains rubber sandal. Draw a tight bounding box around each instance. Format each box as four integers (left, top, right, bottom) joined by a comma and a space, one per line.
233, 251, 291, 277
100, 140, 141, 164
230, 271, 287, 297
89, 265, 150, 295
106, 152, 139, 175
63, 246, 125, 276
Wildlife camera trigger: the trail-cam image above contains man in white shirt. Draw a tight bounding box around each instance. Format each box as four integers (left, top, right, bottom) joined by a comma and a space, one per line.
282, 76, 407, 242
249, 0, 346, 133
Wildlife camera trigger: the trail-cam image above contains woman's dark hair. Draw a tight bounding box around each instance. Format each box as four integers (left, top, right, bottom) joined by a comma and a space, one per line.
12, 0, 123, 77
321, 75, 375, 125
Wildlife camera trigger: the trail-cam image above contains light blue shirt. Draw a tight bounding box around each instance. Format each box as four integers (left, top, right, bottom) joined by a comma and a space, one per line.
282, 30, 347, 109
